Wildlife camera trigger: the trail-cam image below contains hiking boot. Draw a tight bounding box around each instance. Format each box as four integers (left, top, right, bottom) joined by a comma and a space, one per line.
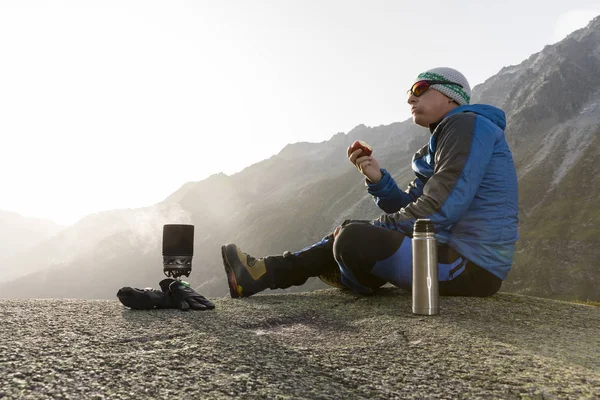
116, 287, 176, 310
221, 244, 270, 298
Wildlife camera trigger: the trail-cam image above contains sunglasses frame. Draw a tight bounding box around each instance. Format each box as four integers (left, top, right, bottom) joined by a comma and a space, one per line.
407, 80, 464, 97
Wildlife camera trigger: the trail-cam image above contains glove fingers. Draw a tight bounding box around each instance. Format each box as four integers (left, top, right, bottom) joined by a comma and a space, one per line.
202, 299, 216, 310
178, 300, 190, 311
187, 299, 208, 310
197, 297, 215, 310
188, 297, 215, 310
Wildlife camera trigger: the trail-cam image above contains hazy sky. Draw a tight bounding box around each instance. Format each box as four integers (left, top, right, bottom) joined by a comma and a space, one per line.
1, 1, 599, 225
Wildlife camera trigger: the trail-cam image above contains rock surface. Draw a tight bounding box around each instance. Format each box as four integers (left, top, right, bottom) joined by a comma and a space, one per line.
1, 289, 599, 399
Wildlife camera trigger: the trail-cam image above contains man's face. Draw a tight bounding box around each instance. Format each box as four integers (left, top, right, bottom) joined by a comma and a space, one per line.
407, 84, 456, 127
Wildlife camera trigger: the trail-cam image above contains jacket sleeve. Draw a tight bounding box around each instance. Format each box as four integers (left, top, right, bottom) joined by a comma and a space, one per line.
374, 113, 495, 236
366, 169, 424, 213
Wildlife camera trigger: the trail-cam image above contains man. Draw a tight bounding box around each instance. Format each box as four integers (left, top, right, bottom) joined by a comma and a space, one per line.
222, 67, 519, 298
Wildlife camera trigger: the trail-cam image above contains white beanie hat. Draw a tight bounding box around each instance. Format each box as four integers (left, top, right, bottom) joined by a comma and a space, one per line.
413, 67, 471, 105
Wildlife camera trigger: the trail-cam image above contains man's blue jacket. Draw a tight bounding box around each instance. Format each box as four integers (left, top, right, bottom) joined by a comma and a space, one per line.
368, 104, 519, 280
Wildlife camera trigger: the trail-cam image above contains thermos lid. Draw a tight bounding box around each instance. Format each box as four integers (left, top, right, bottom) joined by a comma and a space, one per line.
413, 219, 434, 234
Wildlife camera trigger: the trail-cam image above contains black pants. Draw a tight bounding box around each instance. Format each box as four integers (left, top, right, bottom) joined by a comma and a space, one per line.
265, 221, 502, 297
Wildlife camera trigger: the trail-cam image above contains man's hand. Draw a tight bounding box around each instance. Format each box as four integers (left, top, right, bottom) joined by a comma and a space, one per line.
347, 146, 382, 183
334, 225, 341, 238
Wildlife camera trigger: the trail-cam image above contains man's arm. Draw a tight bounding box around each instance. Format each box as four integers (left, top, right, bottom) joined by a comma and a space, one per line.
366, 169, 424, 213
374, 113, 495, 235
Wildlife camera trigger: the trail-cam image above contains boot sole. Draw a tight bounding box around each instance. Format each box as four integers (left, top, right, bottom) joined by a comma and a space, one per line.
221, 245, 241, 298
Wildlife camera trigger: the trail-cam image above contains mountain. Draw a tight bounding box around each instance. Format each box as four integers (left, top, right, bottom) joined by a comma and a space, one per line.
470, 16, 600, 300
0, 204, 194, 297
1, 16, 599, 301
0, 211, 65, 282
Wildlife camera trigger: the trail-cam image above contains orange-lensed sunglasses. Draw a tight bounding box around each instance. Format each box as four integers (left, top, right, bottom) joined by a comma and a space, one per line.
407, 80, 464, 97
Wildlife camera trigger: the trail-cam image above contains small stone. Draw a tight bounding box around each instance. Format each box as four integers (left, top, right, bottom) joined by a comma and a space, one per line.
12, 378, 27, 387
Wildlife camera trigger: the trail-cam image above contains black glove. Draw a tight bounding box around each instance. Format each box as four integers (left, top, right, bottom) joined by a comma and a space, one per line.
117, 286, 178, 310
159, 279, 215, 311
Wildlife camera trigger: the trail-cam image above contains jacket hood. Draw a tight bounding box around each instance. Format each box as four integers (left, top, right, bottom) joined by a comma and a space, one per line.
446, 104, 506, 130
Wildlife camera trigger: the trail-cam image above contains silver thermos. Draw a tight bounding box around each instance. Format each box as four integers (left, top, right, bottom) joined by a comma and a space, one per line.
412, 219, 439, 315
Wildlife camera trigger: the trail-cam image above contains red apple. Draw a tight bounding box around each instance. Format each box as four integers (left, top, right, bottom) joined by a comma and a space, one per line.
350, 140, 373, 157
